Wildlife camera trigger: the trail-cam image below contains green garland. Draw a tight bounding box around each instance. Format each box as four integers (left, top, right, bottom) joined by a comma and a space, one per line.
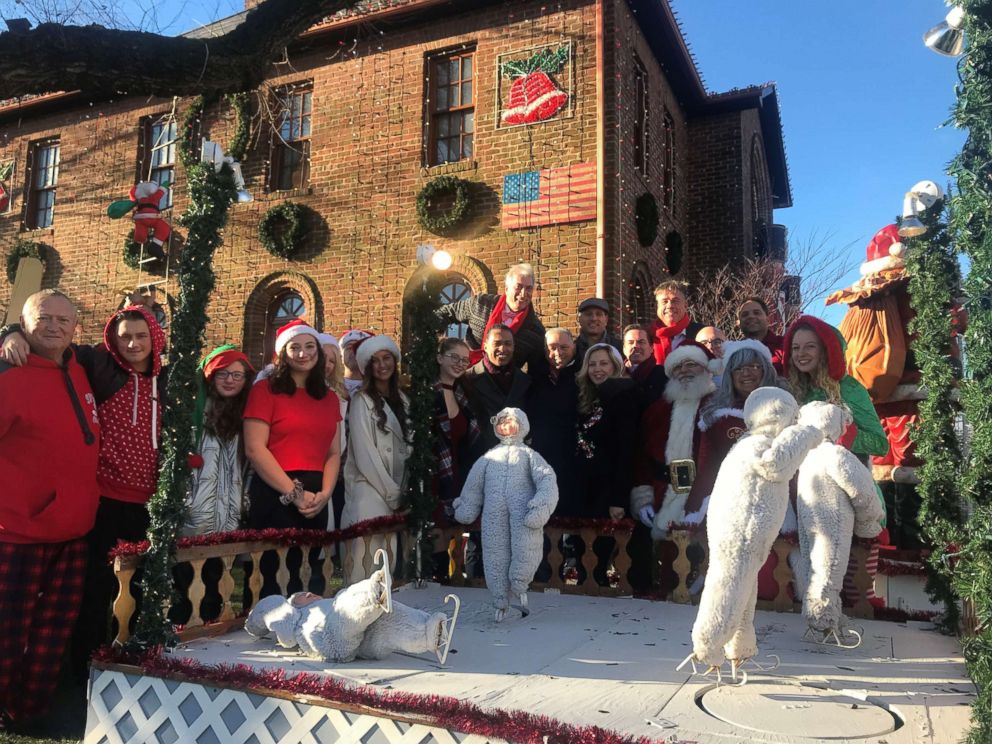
130, 145, 239, 649
947, 4, 992, 740
5, 237, 46, 283
416, 176, 471, 234
402, 277, 443, 581
634, 193, 659, 247
179, 96, 205, 171
259, 202, 306, 259
225, 93, 250, 163
904, 200, 964, 634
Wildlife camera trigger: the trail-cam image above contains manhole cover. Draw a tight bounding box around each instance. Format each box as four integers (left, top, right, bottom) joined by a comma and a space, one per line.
699, 682, 900, 740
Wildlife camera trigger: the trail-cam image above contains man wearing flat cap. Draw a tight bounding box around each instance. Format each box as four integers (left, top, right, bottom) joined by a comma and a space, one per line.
574, 297, 622, 362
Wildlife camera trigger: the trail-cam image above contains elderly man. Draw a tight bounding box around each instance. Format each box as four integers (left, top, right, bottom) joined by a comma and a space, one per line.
529, 328, 580, 515
573, 297, 622, 362
436, 263, 546, 370
623, 323, 667, 408
695, 326, 727, 359
0, 290, 100, 731
648, 280, 706, 365
738, 297, 784, 373
465, 325, 532, 452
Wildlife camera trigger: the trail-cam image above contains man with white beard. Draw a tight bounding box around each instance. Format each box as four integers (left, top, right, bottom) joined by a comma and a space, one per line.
631, 340, 719, 540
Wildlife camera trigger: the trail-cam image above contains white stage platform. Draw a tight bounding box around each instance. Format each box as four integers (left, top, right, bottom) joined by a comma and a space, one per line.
86, 584, 974, 743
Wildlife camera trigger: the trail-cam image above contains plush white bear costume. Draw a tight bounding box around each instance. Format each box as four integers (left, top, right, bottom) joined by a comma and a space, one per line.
688, 388, 823, 669
794, 401, 884, 639
454, 408, 558, 620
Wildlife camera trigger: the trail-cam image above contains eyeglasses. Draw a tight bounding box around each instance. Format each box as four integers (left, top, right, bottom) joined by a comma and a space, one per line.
699, 338, 724, 348
731, 363, 763, 374
214, 370, 247, 381
442, 352, 470, 366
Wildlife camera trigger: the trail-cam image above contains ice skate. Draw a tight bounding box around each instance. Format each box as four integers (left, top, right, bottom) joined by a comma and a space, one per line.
515, 591, 530, 618
677, 653, 749, 686
434, 593, 461, 665
373, 548, 393, 613
803, 625, 863, 649
494, 606, 507, 622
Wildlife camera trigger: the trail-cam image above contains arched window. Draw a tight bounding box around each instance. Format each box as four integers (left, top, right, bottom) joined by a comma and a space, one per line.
629, 262, 653, 325
439, 275, 473, 338
264, 290, 306, 361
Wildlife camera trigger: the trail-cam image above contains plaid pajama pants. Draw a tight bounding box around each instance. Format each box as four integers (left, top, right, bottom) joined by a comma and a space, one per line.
0, 539, 87, 723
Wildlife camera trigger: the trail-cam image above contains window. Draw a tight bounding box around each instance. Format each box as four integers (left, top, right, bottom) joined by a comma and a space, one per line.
24, 138, 59, 230
427, 50, 474, 166
138, 114, 177, 207
270, 82, 312, 191
439, 276, 473, 338
264, 290, 307, 361
662, 111, 675, 212
633, 54, 649, 176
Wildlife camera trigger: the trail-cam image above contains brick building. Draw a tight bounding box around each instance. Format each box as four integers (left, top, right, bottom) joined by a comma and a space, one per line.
0, 0, 791, 366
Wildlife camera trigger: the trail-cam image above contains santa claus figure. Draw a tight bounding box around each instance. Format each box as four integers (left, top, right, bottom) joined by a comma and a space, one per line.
454, 408, 558, 622
682, 389, 822, 677
129, 181, 171, 258
794, 402, 884, 647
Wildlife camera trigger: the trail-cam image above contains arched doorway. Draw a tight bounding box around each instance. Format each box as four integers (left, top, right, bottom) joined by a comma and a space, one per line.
263, 290, 306, 362
243, 273, 322, 368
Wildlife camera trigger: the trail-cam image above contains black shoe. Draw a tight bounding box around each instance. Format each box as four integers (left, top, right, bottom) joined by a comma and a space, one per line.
144, 241, 167, 261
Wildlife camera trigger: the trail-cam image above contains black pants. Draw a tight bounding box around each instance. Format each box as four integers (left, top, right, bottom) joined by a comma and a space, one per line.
245, 470, 328, 602
71, 497, 150, 682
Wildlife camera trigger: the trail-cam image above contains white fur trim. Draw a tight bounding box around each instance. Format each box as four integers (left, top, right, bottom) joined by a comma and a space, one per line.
860, 255, 904, 276
664, 344, 710, 375
666, 398, 701, 464
275, 322, 319, 356
318, 332, 339, 348
722, 339, 773, 366
356, 335, 401, 373
698, 407, 744, 432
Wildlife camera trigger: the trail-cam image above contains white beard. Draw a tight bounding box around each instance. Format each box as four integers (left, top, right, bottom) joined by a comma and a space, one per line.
664, 373, 716, 404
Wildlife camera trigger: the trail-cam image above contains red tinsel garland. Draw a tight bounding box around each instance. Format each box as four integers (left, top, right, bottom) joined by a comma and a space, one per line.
872, 606, 940, 623
877, 558, 929, 577
91, 646, 664, 744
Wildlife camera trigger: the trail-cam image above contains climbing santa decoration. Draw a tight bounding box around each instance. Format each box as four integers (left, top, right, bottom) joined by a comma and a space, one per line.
500, 45, 570, 126
108, 181, 172, 261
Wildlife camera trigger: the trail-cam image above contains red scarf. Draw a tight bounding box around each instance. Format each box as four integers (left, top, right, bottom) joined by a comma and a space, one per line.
652, 314, 690, 364
469, 294, 530, 365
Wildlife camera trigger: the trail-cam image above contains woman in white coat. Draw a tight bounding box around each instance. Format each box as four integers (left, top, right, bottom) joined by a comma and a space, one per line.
342, 335, 409, 583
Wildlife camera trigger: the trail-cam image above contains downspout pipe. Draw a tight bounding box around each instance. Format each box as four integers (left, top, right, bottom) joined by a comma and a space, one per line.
595, 0, 606, 297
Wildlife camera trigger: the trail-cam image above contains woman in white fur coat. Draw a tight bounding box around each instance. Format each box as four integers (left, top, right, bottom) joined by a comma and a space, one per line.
341, 335, 409, 583
454, 408, 558, 621
794, 401, 884, 641
687, 388, 823, 671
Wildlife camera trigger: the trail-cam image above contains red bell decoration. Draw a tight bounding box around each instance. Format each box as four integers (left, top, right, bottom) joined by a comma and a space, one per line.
501, 71, 568, 125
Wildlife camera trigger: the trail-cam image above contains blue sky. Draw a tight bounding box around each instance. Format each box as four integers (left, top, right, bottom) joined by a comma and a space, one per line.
155, 0, 963, 325
672, 0, 964, 323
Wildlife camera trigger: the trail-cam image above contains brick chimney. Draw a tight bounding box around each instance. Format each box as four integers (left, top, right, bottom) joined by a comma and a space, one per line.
245, 0, 262, 8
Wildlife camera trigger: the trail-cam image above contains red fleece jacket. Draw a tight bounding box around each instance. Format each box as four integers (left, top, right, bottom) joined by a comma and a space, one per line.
0, 351, 101, 543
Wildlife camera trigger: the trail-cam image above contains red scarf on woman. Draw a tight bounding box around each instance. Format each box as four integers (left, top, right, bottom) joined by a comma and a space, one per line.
469, 294, 530, 365
651, 314, 690, 364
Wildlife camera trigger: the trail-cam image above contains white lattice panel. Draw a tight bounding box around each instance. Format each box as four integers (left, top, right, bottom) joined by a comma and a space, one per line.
85, 669, 498, 744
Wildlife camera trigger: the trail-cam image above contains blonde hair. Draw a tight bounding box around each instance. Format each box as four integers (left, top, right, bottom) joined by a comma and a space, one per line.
787, 331, 842, 404
323, 343, 348, 400
576, 344, 624, 414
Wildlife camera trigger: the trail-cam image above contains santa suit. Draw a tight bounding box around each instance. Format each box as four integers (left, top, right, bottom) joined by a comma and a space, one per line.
795, 402, 884, 636
129, 181, 171, 247
690, 389, 823, 667
454, 408, 558, 613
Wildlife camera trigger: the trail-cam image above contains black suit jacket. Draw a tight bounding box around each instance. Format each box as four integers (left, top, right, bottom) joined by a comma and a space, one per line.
463, 361, 532, 454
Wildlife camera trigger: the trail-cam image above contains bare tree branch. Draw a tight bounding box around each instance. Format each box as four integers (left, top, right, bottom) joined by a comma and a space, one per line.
0, 0, 364, 99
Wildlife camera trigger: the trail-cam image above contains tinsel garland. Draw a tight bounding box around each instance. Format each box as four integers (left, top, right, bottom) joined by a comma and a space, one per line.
91, 647, 657, 744
947, 5, 992, 739
872, 606, 940, 624
401, 279, 443, 580
109, 514, 408, 561
130, 95, 240, 650
903, 200, 964, 633
877, 558, 929, 578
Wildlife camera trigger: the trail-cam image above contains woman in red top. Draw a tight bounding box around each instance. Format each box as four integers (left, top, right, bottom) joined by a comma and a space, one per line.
244, 320, 342, 598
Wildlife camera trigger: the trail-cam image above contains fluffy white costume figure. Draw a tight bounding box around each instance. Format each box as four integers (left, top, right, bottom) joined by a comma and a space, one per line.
454, 408, 558, 620
794, 402, 884, 638
245, 563, 391, 662
357, 602, 449, 660
688, 388, 823, 669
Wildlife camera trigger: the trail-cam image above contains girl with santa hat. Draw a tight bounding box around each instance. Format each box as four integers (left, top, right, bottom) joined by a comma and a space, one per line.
243, 320, 343, 599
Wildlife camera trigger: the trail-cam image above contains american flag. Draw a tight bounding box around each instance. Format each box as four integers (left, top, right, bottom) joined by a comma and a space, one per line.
501, 161, 597, 230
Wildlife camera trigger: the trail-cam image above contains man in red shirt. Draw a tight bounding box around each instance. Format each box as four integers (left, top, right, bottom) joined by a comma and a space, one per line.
0, 290, 100, 731
738, 297, 785, 374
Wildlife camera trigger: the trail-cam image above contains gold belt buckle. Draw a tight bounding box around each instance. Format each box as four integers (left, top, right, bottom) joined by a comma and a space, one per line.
669, 459, 696, 494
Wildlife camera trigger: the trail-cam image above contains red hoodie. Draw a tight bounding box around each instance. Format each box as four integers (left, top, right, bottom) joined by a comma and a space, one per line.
95, 305, 166, 504
0, 351, 101, 543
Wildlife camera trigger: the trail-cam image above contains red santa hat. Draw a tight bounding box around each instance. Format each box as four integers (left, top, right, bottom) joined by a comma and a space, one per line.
339, 329, 375, 349
356, 334, 401, 373
861, 224, 906, 276
663, 339, 721, 376
274, 319, 320, 356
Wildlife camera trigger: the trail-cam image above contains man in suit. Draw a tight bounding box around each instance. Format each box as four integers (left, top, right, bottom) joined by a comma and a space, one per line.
623, 323, 668, 409
647, 280, 706, 366
465, 324, 532, 452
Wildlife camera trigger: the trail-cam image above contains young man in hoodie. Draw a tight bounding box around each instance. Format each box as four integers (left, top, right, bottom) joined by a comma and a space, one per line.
0, 290, 100, 731
1, 303, 167, 680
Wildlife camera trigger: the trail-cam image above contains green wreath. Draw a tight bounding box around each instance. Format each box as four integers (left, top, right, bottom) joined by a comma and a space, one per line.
259, 201, 307, 259
416, 176, 471, 233
634, 193, 660, 247
6, 238, 47, 283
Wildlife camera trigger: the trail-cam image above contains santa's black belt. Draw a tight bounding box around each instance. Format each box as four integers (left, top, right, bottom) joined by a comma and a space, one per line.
654, 458, 696, 494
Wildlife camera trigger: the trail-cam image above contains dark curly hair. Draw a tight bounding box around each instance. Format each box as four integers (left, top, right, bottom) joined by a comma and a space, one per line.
268, 343, 330, 399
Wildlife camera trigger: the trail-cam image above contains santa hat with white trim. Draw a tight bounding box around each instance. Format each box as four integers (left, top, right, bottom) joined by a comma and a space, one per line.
664, 339, 722, 376
356, 334, 401, 373
274, 319, 320, 356
860, 224, 906, 276
721, 338, 773, 366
